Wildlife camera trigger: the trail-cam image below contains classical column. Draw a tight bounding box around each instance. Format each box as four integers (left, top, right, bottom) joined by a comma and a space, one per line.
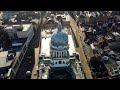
59, 52, 60, 58
65, 51, 67, 56
53, 51, 54, 57
58, 51, 60, 58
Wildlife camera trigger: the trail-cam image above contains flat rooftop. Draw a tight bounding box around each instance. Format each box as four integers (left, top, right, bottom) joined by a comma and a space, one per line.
40, 27, 76, 57
5, 24, 32, 32
68, 35, 76, 56
40, 34, 76, 57
40, 37, 51, 57
13, 24, 31, 31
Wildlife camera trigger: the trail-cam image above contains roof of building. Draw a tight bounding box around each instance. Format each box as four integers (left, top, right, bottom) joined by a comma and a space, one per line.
5, 24, 32, 32
40, 21, 76, 57
68, 35, 76, 56
40, 37, 51, 57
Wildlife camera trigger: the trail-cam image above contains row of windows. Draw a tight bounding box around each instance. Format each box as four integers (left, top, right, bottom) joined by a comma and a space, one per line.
54, 61, 66, 64
51, 51, 69, 58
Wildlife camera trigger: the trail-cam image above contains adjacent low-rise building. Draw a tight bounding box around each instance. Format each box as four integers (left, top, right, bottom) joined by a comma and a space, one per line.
0, 24, 34, 79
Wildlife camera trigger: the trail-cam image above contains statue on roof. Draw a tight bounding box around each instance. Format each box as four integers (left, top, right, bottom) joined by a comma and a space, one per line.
57, 21, 62, 32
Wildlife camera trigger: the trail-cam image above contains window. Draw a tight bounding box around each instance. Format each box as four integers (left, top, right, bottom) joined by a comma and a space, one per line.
62, 52, 63, 58
63, 61, 65, 64
57, 52, 58, 58
55, 62, 57, 64
59, 61, 62, 64
58, 52, 60, 58
39, 57, 43, 60
67, 51, 69, 56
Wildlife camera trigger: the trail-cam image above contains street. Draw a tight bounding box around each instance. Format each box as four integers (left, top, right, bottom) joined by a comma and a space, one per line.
69, 15, 93, 79
15, 12, 46, 79
15, 28, 41, 79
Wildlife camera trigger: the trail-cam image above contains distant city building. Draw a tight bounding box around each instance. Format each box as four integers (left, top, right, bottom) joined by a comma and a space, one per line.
0, 23, 34, 79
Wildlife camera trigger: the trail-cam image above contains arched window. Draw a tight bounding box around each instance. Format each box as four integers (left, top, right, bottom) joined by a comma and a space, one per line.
55, 52, 57, 58
64, 51, 66, 57
63, 61, 65, 64
58, 51, 60, 58
60, 52, 62, 58
59, 61, 62, 64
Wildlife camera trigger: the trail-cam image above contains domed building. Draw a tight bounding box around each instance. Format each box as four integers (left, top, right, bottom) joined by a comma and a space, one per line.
38, 13, 85, 79
50, 21, 70, 67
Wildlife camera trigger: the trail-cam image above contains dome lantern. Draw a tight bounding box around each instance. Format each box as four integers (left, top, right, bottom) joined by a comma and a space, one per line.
57, 21, 62, 32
